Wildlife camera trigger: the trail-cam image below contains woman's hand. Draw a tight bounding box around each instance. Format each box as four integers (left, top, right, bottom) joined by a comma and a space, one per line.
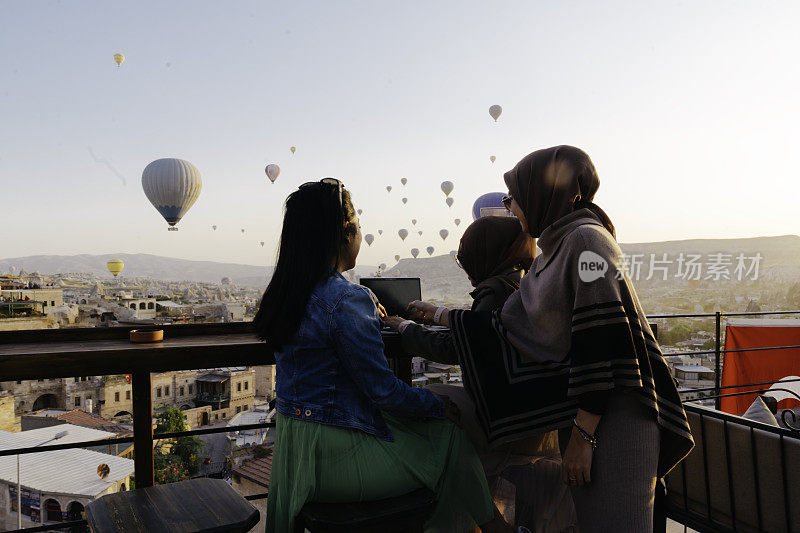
434, 394, 461, 426
382, 315, 406, 331
562, 427, 594, 486
407, 300, 437, 323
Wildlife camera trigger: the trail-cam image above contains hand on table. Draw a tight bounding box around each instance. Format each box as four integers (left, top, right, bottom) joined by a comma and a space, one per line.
381, 315, 406, 331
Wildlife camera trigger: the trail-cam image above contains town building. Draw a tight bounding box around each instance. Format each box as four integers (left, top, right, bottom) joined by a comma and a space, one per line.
195, 368, 256, 422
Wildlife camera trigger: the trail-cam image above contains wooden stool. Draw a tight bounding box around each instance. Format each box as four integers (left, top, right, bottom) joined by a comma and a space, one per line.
85, 478, 259, 532
294, 488, 436, 533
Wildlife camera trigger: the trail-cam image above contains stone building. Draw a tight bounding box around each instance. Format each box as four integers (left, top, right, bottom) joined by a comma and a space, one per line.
252, 365, 276, 400
195, 368, 256, 423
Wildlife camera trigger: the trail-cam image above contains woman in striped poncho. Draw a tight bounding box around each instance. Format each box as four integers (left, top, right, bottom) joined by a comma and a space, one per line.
409, 146, 694, 532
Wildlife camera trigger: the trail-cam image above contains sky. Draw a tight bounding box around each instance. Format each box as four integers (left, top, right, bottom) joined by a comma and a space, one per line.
2, 0, 799, 268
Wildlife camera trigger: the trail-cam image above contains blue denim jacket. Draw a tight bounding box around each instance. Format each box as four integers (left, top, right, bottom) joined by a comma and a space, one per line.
275, 272, 445, 440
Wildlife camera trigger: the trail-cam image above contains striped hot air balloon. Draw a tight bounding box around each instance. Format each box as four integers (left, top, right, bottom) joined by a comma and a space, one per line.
141, 158, 202, 230
106, 259, 124, 277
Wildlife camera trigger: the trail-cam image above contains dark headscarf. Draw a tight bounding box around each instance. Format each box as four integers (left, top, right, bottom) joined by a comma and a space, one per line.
457, 216, 536, 285
503, 145, 614, 238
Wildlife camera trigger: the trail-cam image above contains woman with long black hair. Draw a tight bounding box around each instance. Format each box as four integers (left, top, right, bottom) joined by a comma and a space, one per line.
255, 179, 512, 533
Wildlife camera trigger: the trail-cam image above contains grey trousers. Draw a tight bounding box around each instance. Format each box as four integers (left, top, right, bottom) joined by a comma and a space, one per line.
559, 392, 660, 533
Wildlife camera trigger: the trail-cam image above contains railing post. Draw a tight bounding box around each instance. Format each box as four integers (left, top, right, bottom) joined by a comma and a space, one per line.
132, 370, 154, 487
715, 311, 722, 410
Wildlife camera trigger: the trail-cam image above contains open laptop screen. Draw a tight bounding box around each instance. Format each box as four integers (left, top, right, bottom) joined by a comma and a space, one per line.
360, 277, 422, 318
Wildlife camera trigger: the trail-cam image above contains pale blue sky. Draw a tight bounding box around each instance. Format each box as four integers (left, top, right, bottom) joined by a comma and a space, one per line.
2, 1, 799, 267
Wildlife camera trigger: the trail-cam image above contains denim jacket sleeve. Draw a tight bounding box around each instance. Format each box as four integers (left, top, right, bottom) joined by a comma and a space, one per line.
331, 287, 445, 419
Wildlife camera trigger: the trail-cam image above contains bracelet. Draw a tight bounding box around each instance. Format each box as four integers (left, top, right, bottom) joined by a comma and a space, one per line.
433, 307, 448, 325
573, 418, 598, 449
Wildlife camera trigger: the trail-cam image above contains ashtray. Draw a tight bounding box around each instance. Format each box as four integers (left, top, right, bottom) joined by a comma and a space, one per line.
129, 329, 164, 343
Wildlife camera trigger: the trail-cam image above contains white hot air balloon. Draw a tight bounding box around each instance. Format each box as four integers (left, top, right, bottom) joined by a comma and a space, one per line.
439, 229, 449, 241
402, 197, 408, 205
454, 219, 461, 226
398, 229, 409, 241
489, 104, 502, 121
412, 219, 417, 225
379, 263, 386, 271
401, 178, 407, 186
141, 158, 203, 231
394, 254, 400, 262
386, 186, 392, 193
357, 209, 363, 215
490, 155, 496, 163
265, 164, 280, 183
364, 234, 374, 246
446, 197, 454, 208
418, 230, 423, 236
411, 248, 419, 259
426, 246, 434, 256
378, 229, 383, 235
440, 181, 454, 197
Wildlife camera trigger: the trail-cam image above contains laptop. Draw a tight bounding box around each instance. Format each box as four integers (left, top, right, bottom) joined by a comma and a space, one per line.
360, 277, 421, 319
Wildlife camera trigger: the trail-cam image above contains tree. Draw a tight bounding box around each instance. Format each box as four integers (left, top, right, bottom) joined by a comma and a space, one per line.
154, 408, 204, 481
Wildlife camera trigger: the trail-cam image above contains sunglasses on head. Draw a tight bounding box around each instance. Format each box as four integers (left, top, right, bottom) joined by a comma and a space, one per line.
300, 178, 344, 206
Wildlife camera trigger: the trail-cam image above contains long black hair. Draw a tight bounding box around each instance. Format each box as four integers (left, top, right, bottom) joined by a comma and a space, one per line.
254, 182, 358, 350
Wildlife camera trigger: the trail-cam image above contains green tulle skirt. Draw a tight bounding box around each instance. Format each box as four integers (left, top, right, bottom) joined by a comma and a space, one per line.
266, 412, 494, 533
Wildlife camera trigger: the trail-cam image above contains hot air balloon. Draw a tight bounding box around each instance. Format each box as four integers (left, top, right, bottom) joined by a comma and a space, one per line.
440, 181, 454, 197
446, 197, 454, 208
426, 246, 435, 256
241, 229, 245, 235
141, 158, 202, 231
212, 225, 217, 231
357, 209, 363, 215
401, 178, 407, 186
398, 229, 408, 241
379, 263, 386, 271
113, 53, 125, 67
418, 231, 423, 236
290, 146, 296, 154
472, 192, 508, 220
490, 155, 496, 163
454, 219, 461, 226
411, 248, 419, 259
401, 197, 408, 205
412, 219, 417, 225
386, 186, 392, 193
439, 229, 449, 241
394, 255, 400, 262
265, 164, 280, 183
106, 259, 124, 277
260, 241, 265, 247
489, 104, 502, 121
365, 234, 374, 246
378, 230, 383, 235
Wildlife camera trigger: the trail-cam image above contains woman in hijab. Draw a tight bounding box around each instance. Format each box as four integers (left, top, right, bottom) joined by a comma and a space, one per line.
409, 146, 694, 532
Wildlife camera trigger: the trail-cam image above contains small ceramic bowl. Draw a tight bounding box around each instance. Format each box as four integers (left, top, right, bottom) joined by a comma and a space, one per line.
129, 329, 164, 343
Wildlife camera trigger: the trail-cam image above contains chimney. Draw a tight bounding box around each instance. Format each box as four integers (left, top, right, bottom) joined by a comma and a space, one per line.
85, 398, 93, 414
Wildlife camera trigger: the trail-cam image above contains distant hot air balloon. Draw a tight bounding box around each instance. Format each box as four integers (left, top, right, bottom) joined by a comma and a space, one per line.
378, 229, 383, 235
411, 248, 419, 259
472, 192, 508, 220
386, 186, 392, 193
113, 53, 125, 67
106, 259, 124, 277
446, 197, 454, 208
265, 164, 280, 183
490, 155, 496, 163
402, 197, 408, 205
394, 255, 400, 262
426, 246, 435, 256
439, 229, 449, 241
241, 229, 245, 235
365, 234, 374, 246
357, 209, 363, 215
212, 225, 217, 231
260, 241, 265, 247
290, 146, 296, 154
398, 229, 408, 241
141, 158, 202, 231
454, 219, 461, 226
379, 263, 386, 271
489, 104, 502, 121
412, 219, 417, 225
440, 181, 454, 197
418, 231, 423, 236
401, 178, 407, 186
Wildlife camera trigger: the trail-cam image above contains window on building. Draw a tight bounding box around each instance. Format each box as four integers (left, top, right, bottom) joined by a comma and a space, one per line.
222, 412, 226, 418
43, 301, 47, 307
148, 302, 154, 309
16, 380, 21, 384
74, 377, 79, 382
51, 301, 55, 306
244, 381, 248, 390
130, 303, 136, 309
236, 406, 241, 414
215, 414, 218, 420
139, 302, 146, 309
243, 405, 248, 411
189, 384, 193, 394
180, 386, 184, 396
165, 386, 170, 396
156, 388, 162, 398
115, 392, 120, 402
74, 397, 81, 407
126, 390, 131, 400
237, 383, 241, 392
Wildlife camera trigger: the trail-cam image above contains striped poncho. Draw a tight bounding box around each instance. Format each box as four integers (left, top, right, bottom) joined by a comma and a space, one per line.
450, 209, 694, 477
